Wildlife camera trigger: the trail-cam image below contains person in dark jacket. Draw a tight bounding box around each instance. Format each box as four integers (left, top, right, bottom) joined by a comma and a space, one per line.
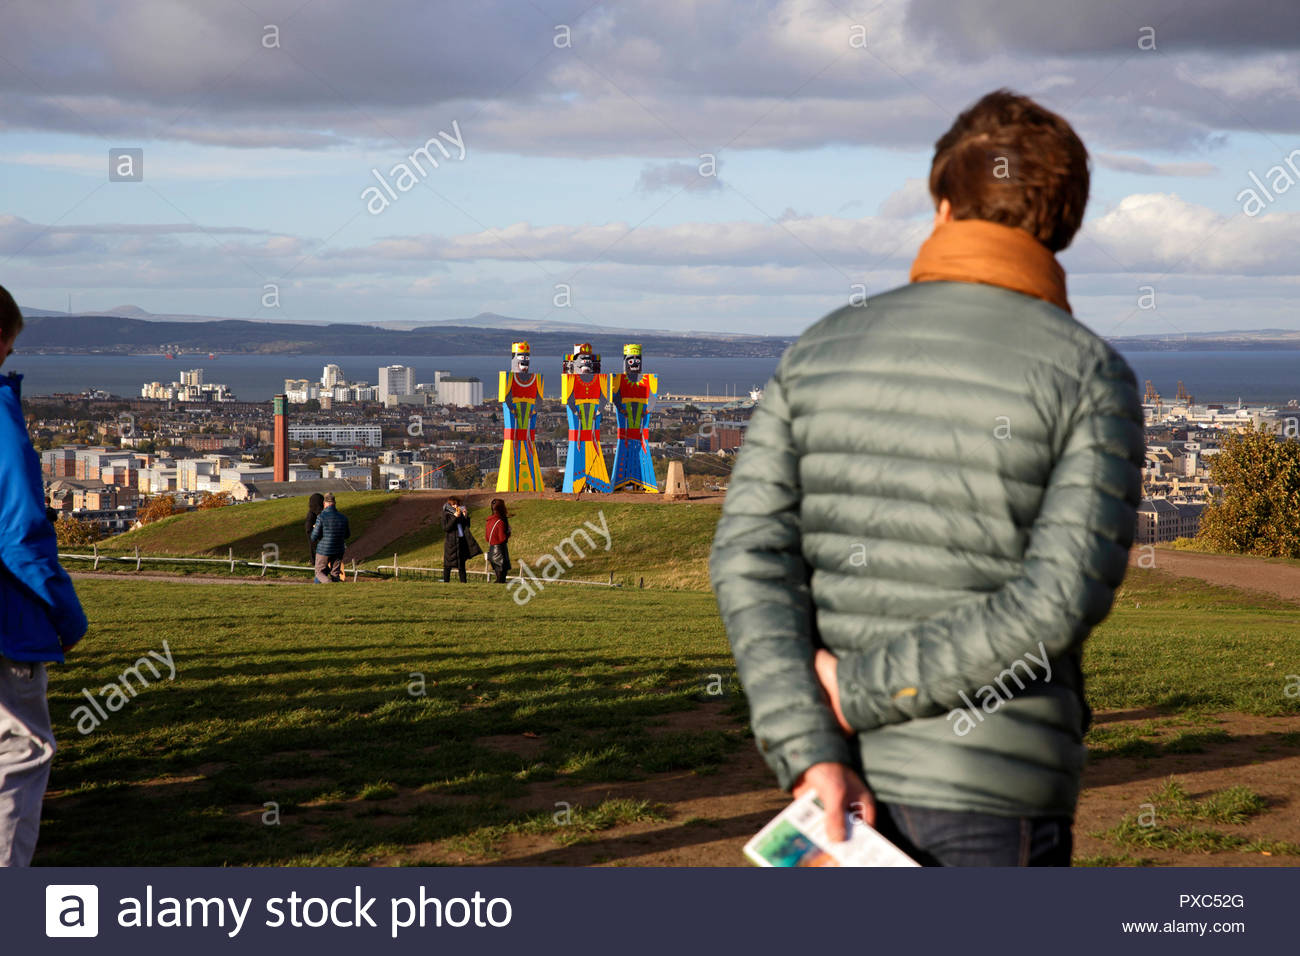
710, 91, 1144, 866
309, 492, 350, 582
0, 284, 88, 866
305, 492, 325, 562
484, 497, 512, 583
441, 496, 482, 582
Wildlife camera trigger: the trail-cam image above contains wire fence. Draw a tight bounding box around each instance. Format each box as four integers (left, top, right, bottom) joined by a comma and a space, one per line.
58, 545, 624, 588
375, 553, 621, 587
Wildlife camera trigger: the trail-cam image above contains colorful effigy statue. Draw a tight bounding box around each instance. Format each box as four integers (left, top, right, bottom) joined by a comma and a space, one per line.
561, 342, 611, 493
496, 341, 545, 492
608, 343, 659, 493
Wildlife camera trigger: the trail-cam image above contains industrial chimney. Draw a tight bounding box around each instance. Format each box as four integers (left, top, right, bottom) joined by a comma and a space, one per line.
273, 394, 288, 482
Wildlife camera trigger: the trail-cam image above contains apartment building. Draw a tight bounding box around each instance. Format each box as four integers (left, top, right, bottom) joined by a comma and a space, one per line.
1136, 498, 1207, 545
288, 424, 382, 447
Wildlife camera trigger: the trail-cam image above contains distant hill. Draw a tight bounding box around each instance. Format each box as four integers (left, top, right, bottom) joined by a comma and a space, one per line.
1112, 330, 1300, 351
19, 313, 793, 357
23, 304, 755, 339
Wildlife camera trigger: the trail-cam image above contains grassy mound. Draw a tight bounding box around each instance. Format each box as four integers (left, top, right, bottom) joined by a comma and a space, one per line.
378, 498, 721, 590
99, 492, 399, 563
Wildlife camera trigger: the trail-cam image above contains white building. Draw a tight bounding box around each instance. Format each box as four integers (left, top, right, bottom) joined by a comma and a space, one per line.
141, 369, 234, 402
176, 456, 232, 493
219, 466, 275, 492
283, 379, 321, 404
322, 462, 373, 489
321, 364, 345, 389
288, 424, 382, 447
378, 365, 415, 403
138, 466, 178, 494
437, 375, 484, 407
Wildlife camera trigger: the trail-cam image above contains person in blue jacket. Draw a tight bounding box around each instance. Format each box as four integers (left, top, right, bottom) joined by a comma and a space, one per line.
0, 284, 88, 866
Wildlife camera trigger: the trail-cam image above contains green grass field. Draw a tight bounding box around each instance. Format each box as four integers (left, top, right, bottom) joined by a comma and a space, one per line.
36, 566, 1300, 866
378, 498, 720, 590
83, 492, 721, 588
99, 492, 400, 565
41, 578, 739, 865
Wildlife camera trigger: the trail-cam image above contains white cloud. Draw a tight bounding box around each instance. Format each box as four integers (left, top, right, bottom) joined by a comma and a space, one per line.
1094, 154, 1218, 177
877, 177, 933, 217
1074, 192, 1300, 275
635, 160, 722, 194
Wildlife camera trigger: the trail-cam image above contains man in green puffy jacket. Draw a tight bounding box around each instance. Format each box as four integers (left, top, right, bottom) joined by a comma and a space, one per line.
710, 90, 1144, 866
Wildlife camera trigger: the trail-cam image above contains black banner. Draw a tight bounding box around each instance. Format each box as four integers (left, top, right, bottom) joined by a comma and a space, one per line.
1, 866, 1285, 953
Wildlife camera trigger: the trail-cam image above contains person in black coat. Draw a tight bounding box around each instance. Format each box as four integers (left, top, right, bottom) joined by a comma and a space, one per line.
309, 493, 350, 583
305, 492, 325, 561
441, 496, 482, 582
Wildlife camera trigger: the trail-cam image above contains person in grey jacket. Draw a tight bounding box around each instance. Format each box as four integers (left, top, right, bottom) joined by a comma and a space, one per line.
309, 493, 350, 582
710, 90, 1144, 866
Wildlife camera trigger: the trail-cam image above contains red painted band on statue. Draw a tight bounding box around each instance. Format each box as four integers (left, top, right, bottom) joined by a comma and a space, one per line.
504, 428, 534, 441
617, 428, 648, 440
567, 429, 596, 441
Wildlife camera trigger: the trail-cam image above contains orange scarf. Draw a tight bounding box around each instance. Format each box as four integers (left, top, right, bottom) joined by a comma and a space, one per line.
909, 219, 1071, 314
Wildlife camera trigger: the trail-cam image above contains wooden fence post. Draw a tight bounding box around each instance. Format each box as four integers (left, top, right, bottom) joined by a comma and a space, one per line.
229, 547, 235, 572
394, 554, 399, 580
135, 546, 141, 571
93, 543, 100, 571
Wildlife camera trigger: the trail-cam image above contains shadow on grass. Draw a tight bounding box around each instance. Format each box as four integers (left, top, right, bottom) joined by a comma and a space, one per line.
39, 652, 752, 867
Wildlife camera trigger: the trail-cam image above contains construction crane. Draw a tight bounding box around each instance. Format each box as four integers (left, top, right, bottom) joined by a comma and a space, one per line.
1143, 380, 1161, 405
1175, 380, 1193, 404
410, 459, 453, 490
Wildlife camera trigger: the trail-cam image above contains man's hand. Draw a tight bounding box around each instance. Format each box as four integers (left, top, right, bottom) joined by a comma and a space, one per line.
814, 648, 853, 735
791, 762, 875, 842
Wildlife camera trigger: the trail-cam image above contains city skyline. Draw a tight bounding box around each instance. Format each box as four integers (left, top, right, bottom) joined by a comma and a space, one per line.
0, 1, 1296, 339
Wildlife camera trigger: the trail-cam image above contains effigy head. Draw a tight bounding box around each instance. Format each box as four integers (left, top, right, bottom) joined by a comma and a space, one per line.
571, 342, 599, 375
623, 343, 642, 379
511, 340, 531, 374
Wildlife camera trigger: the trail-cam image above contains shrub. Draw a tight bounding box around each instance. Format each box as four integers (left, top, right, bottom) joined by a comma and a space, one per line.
1197, 423, 1300, 557
54, 515, 103, 548
138, 496, 180, 525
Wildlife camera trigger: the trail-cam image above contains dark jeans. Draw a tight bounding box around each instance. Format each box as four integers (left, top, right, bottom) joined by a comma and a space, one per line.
873, 801, 1072, 867
442, 559, 467, 583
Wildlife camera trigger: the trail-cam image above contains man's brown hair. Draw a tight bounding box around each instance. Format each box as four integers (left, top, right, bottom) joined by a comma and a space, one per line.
0, 284, 22, 342
929, 89, 1089, 253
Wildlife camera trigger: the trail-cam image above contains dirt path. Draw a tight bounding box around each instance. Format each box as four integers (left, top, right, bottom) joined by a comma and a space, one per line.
343, 494, 442, 564
70, 571, 312, 585
1134, 548, 1300, 603
372, 708, 1300, 867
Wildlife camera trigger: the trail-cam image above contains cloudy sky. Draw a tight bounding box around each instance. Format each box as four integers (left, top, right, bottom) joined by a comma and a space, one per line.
0, 0, 1297, 336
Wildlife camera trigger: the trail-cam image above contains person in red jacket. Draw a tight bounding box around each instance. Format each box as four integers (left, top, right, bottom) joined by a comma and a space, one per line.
0, 284, 88, 866
484, 498, 512, 584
